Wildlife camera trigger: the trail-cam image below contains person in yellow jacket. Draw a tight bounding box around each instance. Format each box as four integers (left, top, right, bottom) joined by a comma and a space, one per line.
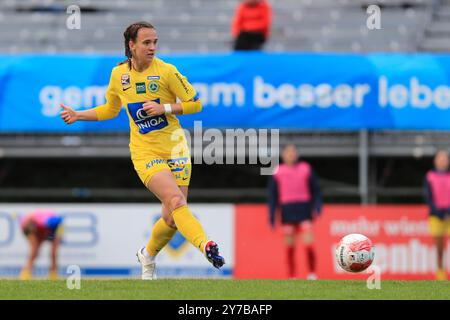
60, 21, 224, 280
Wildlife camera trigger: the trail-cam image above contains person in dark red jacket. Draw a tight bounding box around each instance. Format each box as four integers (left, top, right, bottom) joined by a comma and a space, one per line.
231, 0, 272, 50
268, 144, 322, 279
424, 150, 450, 281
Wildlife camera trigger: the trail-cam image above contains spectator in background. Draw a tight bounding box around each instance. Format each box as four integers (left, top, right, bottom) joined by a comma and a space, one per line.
424, 150, 450, 281
268, 144, 322, 280
19, 209, 63, 280
231, 0, 272, 51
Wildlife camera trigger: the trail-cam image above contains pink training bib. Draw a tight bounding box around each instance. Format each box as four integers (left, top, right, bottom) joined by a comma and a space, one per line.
20, 209, 56, 229
427, 170, 450, 209
274, 162, 312, 204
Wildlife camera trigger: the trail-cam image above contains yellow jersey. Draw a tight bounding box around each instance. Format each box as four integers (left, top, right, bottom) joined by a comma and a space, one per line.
94, 57, 197, 158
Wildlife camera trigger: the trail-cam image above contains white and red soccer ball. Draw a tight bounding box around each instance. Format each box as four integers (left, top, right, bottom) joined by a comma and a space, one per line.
335, 234, 375, 273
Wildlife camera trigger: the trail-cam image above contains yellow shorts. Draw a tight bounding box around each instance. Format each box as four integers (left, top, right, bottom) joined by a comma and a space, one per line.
429, 216, 450, 237
132, 155, 192, 187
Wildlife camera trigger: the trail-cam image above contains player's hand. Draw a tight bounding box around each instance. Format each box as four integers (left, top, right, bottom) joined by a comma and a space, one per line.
60, 103, 78, 124
143, 101, 164, 116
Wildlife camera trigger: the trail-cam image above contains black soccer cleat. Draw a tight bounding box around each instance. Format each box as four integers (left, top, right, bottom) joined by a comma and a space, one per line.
204, 240, 225, 269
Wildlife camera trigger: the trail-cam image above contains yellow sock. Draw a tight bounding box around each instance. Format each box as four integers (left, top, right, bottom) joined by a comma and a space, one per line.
436, 268, 447, 281
172, 205, 208, 253
48, 270, 58, 280
19, 268, 32, 280
146, 218, 177, 257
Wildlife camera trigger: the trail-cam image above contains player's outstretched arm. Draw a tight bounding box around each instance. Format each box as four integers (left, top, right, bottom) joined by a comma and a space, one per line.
60, 103, 99, 124
142, 99, 202, 117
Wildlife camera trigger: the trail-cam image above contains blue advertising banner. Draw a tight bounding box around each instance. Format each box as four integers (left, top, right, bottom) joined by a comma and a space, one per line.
0, 52, 450, 132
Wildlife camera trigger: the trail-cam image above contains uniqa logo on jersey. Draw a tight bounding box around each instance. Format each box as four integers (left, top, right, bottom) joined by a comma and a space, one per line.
127, 101, 168, 134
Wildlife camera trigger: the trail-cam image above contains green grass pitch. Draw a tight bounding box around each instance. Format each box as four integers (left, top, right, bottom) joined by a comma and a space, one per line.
0, 279, 449, 300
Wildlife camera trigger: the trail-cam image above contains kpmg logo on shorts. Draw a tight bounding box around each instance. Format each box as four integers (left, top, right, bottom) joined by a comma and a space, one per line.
145, 159, 166, 169
127, 100, 168, 134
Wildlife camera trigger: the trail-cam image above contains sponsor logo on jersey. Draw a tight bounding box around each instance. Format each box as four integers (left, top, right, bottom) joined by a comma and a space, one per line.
167, 157, 188, 172
136, 82, 146, 94
147, 75, 160, 80
148, 81, 159, 93
121, 73, 130, 86
174, 72, 190, 94
127, 99, 168, 134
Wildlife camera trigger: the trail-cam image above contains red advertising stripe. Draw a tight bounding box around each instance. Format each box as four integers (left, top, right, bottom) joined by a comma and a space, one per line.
235, 204, 447, 280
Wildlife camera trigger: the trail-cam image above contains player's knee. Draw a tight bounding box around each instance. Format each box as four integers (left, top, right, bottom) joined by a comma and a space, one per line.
284, 235, 295, 246
167, 193, 187, 212
303, 232, 314, 245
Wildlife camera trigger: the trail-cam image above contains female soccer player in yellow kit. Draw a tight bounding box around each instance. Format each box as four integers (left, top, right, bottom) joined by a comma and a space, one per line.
60, 22, 224, 279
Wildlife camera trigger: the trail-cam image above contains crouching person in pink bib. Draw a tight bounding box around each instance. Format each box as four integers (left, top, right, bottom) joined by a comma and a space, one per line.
19, 209, 63, 280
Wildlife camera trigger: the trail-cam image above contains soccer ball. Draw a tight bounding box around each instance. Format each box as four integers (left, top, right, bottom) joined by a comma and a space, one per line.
335, 233, 375, 273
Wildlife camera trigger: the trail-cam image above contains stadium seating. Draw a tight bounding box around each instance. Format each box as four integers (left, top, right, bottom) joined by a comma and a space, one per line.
0, 0, 441, 53
420, 0, 450, 51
